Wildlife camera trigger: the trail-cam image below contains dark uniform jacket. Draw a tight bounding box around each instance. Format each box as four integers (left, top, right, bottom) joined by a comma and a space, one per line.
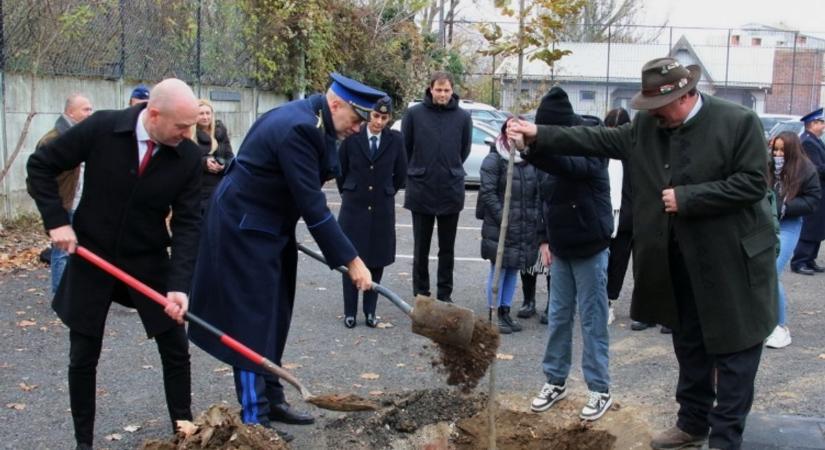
402, 89, 472, 215
189, 94, 357, 373
26, 104, 203, 338
525, 94, 777, 354
336, 127, 406, 268
798, 130, 825, 241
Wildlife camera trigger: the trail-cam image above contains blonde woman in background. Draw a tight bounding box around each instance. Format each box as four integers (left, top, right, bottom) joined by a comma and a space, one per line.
194, 99, 233, 213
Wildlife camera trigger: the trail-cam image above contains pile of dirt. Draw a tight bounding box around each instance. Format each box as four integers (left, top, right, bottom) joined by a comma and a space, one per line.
324, 388, 486, 449
454, 407, 617, 450
139, 404, 289, 450
431, 318, 499, 392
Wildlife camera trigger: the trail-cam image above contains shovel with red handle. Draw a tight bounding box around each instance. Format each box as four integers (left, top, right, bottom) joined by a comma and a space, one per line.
74, 246, 377, 411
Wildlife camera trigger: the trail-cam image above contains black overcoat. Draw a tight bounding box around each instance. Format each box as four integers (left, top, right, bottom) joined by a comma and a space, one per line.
402, 89, 472, 215
799, 130, 825, 241
189, 94, 358, 373
26, 104, 202, 337
336, 127, 406, 268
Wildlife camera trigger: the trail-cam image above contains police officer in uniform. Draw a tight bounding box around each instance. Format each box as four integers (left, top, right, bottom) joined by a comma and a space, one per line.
189, 73, 384, 441
791, 108, 825, 275
337, 96, 407, 328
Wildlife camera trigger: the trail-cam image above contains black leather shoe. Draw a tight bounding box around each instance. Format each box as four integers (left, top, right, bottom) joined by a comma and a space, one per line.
437, 297, 455, 303
810, 263, 825, 273
631, 321, 655, 331
344, 316, 356, 328
365, 313, 378, 328
792, 266, 816, 276
76, 444, 93, 450
660, 326, 673, 334
269, 402, 315, 425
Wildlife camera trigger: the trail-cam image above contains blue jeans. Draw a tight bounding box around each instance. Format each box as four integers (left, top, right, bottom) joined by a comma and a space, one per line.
51, 210, 74, 295
541, 249, 610, 393
486, 264, 518, 307
776, 217, 803, 326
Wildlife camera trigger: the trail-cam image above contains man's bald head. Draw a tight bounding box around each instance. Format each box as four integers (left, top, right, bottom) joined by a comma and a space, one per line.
64, 93, 93, 124
143, 78, 199, 147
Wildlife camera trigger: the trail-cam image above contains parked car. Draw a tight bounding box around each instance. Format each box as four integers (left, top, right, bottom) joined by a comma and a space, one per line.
768, 120, 803, 140
391, 119, 497, 185
759, 114, 800, 139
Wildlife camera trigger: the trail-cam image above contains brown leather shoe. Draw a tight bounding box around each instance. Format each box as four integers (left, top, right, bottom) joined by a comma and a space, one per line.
650, 425, 707, 449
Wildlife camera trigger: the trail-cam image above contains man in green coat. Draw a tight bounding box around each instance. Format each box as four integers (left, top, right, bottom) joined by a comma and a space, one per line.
508, 57, 777, 450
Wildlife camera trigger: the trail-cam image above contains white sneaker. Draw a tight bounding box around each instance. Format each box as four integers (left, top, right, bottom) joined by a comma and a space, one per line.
580, 391, 613, 421
765, 325, 791, 349
530, 382, 567, 412
607, 301, 616, 325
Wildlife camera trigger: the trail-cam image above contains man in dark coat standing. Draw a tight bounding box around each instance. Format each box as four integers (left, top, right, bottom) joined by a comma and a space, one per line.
26, 79, 201, 450
337, 96, 406, 328
402, 71, 472, 302
791, 108, 825, 275
188, 73, 381, 439
508, 57, 777, 450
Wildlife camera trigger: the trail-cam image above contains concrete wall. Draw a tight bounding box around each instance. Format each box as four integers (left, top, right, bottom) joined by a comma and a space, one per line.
0, 73, 288, 220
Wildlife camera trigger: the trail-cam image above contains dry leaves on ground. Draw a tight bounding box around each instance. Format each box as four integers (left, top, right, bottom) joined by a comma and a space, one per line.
124, 425, 141, 433
0, 216, 49, 273
360, 372, 380, 380
6, 403, 26, 410
283, 362, 302, 369
18, 382, 38, 392
496, 353, 514, 360
105, 433, 123, 441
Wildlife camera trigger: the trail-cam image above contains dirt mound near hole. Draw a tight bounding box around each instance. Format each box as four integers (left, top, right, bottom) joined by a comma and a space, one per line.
431, 318, 500, 392
139, 404, 288, 450
324, 388, 486, 449
454, 408, 616, 449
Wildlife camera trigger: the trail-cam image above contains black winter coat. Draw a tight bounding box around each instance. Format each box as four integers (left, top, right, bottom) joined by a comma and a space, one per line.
799, 131, 825, 241
773, 158, 821, 220
26, 104, 202, 338
479, 149, 543, 269
402, 89, 472, 215
538, 153, 613, 259
197, 121, 234, 203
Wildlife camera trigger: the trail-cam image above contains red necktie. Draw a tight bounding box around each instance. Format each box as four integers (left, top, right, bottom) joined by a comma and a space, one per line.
138, 140, 155, 176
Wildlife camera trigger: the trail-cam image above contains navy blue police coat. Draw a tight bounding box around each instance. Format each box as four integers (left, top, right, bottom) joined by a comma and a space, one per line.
189, 94, 357, 373
799, 130, 825, 242
336, 127, 406, 268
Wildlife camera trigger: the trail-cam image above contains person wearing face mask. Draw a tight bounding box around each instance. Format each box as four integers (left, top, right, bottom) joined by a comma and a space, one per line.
790, 108, 825, 276
766, 131, 821, 349
507, 57, 778, 450
402, 71, 473, 303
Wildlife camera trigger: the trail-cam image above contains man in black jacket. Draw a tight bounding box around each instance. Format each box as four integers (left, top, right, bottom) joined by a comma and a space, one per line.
27, 78, 201, 450
402, 71, 472, 302
527, 87, 614, 422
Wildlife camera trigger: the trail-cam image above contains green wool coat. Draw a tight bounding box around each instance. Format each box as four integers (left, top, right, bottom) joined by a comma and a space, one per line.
526, 95, 777, 354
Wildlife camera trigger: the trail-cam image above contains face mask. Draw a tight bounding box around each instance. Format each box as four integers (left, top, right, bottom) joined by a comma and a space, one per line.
773, 156, 785, 173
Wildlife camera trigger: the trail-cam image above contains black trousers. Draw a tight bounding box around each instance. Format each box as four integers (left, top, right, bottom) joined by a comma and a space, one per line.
411, 212, 459, 300
519, 272, 550, 304
791, 238, 821, 269
606, 230, 633, 300
669, 242, 763, 450
68, 326, 191, 445
342, 266, 384, 317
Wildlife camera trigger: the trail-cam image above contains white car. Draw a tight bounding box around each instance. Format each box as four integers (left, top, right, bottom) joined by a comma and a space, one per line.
391, 119, 497, 185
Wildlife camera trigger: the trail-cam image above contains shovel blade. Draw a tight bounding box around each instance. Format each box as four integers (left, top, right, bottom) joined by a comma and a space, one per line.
410, 295, 475, 349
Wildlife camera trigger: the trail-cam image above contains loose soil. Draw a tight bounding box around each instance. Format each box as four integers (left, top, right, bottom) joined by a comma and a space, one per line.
306, 393, 380, 411
139, 404, 289, 450
431, 318, 500, 392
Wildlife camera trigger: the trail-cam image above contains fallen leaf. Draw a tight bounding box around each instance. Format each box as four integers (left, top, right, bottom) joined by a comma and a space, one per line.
396, 363, 406, 368
212, 366, 231, 373
19, 382, 38, 392
26, 288, 38, 293
123, 424, 141, 432
353, 383, 363, 388
369, 390, 384, 396
360, 372, 380, 380
176, 420, 198, 437
141, 365, 153, 369
496, 353, 514, 360
17, 320, 36, 328
6, 403, 26, 410
316, 287, 327, 291
376, 322, 394, 329
105, 433, 123, 441
15, 311, 25, 315
818, 353, 825, 360
283, 362, 302, 370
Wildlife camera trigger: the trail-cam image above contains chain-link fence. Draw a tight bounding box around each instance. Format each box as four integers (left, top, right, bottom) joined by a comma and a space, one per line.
3, 0, 254, 87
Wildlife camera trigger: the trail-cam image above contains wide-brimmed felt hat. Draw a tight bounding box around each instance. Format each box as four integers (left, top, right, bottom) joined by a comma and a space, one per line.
630, 57, 701, 110
534, 87, 582, 127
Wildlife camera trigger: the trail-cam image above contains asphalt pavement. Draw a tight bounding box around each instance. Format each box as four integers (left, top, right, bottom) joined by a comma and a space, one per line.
2, 186, 824, 449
